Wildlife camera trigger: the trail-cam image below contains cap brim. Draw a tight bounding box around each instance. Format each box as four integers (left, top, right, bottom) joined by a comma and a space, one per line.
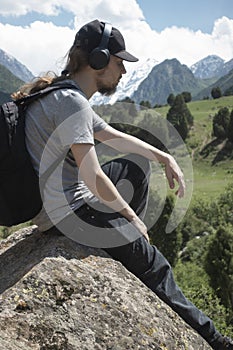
114, 50, 138, 62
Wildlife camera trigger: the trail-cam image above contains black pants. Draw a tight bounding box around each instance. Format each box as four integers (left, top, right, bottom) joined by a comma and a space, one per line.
54, 154, 221, 346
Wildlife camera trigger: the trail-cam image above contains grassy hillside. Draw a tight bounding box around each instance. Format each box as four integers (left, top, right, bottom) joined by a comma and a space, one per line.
155, 95, 233, 150
155, 96, 233, 200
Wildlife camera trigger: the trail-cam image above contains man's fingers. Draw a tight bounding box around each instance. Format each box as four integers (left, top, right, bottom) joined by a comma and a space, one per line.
143, 232, 150, 242
166, 163, 185, 197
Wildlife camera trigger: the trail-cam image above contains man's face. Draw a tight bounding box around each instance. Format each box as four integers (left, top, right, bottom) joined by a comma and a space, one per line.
96, 56, 126, 96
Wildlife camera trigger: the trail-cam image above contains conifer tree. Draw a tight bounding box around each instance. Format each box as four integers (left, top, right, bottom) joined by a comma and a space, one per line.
213, 107, 230, 139
166, 94, 193, 141
204, 225, 233, 314
181, 91, 192, 103
211, 86, 222, 99
227, 109, 233, 142
167, 93, 175, 106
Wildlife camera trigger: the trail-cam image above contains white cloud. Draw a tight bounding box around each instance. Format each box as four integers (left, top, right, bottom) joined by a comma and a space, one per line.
211, 16, 233, 59
0, 0, 61, 16
74, 0, 144, 26
0, 21, 74, 75
0, 0, 144, 23
120, 15, 233, 67
0, 0, 232, 76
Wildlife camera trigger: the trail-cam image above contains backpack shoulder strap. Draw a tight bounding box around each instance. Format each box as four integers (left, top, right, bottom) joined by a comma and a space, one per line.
16, 82, 79, 106
16, 82, 79, 192
1, 101, 19, 145
2, 101, 18, 126
8, 82, 79, 187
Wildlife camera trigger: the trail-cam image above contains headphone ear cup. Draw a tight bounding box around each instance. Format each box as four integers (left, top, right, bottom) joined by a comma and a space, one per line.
89, 48, 110, 70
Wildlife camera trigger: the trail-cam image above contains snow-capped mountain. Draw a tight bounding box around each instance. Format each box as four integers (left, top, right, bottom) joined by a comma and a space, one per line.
90, 57, 158, 105
1, 45, 232, 107
133, 58, 204, 105
190, 55, 225, 79
0, 48, 34, 82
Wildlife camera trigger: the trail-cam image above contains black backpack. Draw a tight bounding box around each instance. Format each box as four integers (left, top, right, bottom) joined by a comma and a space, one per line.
0, 82, 76, 227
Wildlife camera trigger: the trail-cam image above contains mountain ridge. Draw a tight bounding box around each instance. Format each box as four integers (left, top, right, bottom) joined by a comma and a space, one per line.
131, 56, 233, 105
132, 58, 205, 105
0, 47, 232, 106
195, 68, 233, 100
190, 55, 233, 79
0, 48, 34, 82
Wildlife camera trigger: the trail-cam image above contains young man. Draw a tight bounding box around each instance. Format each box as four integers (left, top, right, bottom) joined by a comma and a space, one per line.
16, 19, 232, 349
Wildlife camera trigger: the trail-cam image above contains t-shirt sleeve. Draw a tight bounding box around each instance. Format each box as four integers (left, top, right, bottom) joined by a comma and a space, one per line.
54, 91, 105, 147
93, 111, 108, 133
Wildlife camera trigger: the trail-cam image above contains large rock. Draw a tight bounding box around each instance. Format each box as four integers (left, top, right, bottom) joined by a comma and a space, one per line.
0, 226, 211, 349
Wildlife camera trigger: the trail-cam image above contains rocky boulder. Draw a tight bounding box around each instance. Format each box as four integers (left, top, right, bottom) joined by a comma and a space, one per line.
0, 226, 211, 349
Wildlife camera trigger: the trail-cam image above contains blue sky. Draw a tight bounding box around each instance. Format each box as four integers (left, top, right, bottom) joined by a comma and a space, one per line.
0, 8, 74, 28
0, 0, 232, 33
137, 0, 233, 33
0, 0, 232, 75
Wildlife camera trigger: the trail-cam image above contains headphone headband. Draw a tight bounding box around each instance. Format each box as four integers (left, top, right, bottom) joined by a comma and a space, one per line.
99, 23, 112, 49
89, 22, 112, 70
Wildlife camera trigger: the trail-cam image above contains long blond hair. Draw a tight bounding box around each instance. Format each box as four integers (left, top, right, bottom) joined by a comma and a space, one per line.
12, 45, 89, 100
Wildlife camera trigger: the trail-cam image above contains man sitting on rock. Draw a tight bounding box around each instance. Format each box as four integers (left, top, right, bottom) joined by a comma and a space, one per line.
14, 19, 233, 350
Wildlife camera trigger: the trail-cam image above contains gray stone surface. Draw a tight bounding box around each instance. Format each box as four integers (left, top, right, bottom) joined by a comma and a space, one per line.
0, 226, 212, 349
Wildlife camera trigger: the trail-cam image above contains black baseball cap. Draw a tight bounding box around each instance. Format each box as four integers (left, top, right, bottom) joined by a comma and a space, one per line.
74, 19, 138, 62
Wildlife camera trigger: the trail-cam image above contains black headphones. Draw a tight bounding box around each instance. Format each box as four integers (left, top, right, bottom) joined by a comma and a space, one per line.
89, 23, 112, 70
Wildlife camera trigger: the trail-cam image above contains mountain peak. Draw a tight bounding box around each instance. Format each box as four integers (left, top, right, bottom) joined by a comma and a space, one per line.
132, 58, 199, 105
190, 55, 225, 79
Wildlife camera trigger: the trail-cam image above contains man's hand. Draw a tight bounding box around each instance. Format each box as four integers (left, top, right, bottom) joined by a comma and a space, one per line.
130, 216, 150, 242
164, 155, 186, 198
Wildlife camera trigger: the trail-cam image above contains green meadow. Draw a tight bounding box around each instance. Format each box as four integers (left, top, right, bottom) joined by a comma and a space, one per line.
154, 96, 233, 202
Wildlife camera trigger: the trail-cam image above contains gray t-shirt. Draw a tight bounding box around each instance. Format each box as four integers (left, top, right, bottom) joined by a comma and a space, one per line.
25, 80, 107, 231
